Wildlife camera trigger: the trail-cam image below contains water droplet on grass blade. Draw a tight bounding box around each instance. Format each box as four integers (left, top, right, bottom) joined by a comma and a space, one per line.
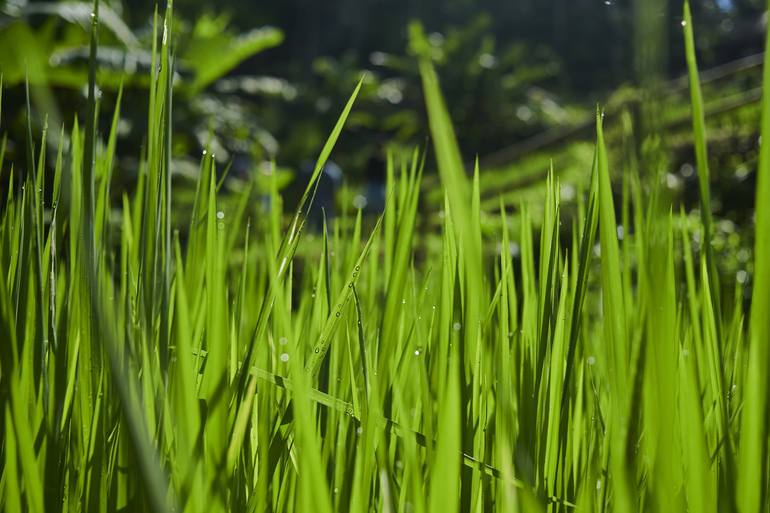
666, 173, 682, 190
370, 52, 387, 65
353, 194, 367, 209
478, 53, 496, 69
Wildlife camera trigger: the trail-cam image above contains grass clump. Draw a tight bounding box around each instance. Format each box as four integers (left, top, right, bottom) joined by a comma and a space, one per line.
2, 1, 770, 512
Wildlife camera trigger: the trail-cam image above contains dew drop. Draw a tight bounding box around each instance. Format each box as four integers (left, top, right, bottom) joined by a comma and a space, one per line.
216, 211, 225, 220
279, 337, 288, 346
280, 353, 289, 362
587, 356, 596, 366
353, 194, 367, 209
452, 322, 462, 331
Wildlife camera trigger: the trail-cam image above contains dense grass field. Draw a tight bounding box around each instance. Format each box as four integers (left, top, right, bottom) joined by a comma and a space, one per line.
2, 1, 770, 512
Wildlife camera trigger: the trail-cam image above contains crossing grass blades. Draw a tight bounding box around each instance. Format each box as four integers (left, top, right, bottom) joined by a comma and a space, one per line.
2, 1, 770, 512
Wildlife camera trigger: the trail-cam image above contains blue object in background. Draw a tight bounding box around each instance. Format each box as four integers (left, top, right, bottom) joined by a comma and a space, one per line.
300, 160, 343, 229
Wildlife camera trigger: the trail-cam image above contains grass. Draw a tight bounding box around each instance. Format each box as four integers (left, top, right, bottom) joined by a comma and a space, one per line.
1, 0, 770, 511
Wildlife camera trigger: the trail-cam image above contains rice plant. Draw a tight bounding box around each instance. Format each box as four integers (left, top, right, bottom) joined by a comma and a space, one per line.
1, 1, 769, 512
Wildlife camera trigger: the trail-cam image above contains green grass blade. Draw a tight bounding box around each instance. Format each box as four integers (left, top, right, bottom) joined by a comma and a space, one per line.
737, 2, 770, 510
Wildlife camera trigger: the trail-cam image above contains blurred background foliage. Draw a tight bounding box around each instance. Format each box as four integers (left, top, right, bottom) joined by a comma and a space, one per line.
0, 0, 766, 285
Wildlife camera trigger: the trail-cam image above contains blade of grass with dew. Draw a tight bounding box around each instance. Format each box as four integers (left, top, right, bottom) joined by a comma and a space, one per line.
683, 1, 721, 324
305, 215, 383, 379
82, 3, 173, 512
236, 78, 363, 389
596, 110, 633, 513
413, 24, 489, 508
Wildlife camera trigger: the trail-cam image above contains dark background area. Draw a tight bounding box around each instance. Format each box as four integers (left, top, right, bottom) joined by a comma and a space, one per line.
1, 0, 766, 173
0, 0, 764, 293
165, 0, 766, 167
